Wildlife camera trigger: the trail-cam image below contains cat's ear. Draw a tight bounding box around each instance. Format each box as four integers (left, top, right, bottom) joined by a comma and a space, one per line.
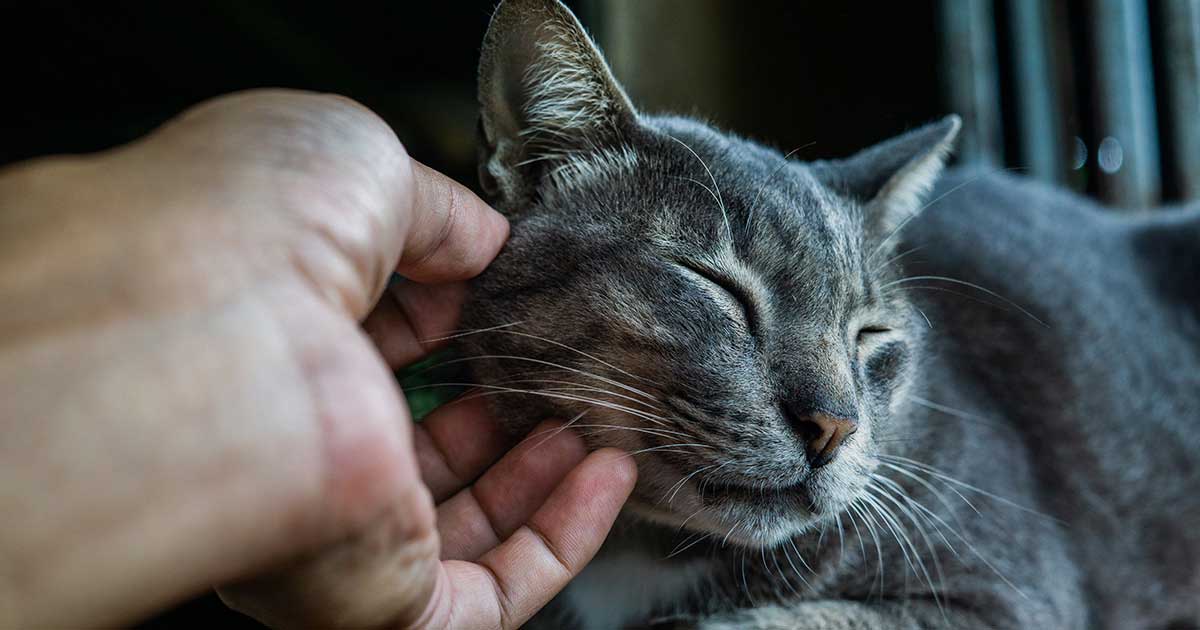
812, 115, 961, 240
477, 0, 637, 208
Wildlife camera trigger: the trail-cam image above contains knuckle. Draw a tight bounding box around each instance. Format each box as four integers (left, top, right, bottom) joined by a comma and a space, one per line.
171, 89, 409, 181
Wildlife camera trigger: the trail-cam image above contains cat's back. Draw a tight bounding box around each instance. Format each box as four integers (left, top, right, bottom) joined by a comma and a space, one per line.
910, 167, 1199, 361
909, 167, 1200, 396
903, 167, 1200, 627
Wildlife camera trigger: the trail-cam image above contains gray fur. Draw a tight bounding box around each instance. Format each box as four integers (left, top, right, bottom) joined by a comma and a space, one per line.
460, 1, 1200, 628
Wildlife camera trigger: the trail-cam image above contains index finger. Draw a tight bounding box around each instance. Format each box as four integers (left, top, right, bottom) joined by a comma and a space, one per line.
413, 448, 637, 630
398, 160, 509, 283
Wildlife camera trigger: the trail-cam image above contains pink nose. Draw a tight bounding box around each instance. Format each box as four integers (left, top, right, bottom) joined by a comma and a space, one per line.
801, 411, 859, 468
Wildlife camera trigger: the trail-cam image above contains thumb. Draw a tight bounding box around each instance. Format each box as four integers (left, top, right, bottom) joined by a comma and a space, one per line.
397, 160, 509, 283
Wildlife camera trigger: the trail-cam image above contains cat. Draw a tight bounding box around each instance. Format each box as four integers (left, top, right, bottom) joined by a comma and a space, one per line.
457, 0, 1200, 628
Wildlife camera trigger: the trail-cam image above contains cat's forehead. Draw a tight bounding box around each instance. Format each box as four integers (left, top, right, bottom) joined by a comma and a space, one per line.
624, 120, 863, 269
640, 119, 856, 237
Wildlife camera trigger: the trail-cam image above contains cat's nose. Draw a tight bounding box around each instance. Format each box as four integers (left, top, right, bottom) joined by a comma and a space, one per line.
791, 410, 859, 468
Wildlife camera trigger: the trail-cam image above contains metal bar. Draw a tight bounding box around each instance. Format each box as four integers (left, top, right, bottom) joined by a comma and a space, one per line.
1089, 0, 1162, 208
1158, 0, 1200, 200
1008, 0, 1065, 182
940, 0, 1005, 166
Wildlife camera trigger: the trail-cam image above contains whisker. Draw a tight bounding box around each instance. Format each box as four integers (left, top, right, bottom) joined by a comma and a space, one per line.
476, 328, 664, 390
769, 544, 801, 597
744, 142, 816, 230
873, 475, 963, 563
878, 454, 1062, 523
664, 462, 723, 506
835, 513, 846, 561
676, 506, 706, 532
878, 460, 983, 518
418, 382, 677, 428
739, 548, 755, 605
784, 537, 817, 593
872, 245, 926, 275
881, 275, 1048, 328
850, 500, 886, 598
860, 488, 918, 589
907, 395, 1007, 431
520, 409, 592, 454
777, 539, 810, 594
571, 423, 697, 441
721, 521, 742, 547
417, 321, 525, 344
406, 355, 667, 418
843, 505, 868, 562
666, 528, 711, 558
872, 470, 1033, 602
866, 480, 946, 616
491, 377, 664, 413
667, 134, 731, 236
867, 167, 1021, 263
913, 304, 934, 329
876, 460, 975, 527
619, 443, 715, 459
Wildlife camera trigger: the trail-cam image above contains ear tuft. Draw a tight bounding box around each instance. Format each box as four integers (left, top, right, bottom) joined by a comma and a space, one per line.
813, 115, 961, 239
478, 0, 637, 209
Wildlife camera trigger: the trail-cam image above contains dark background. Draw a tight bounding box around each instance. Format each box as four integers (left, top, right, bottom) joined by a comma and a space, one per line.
1, 2, 946, 190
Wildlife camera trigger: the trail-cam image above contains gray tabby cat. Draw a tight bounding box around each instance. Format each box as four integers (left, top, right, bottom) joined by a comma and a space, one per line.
459, 1, 1200, 628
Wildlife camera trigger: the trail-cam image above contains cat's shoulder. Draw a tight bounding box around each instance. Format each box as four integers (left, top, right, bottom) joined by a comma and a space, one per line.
920, 167, 1111, 239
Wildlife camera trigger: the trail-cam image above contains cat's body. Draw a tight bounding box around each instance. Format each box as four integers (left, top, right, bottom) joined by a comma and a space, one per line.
461, 2, 1200, 627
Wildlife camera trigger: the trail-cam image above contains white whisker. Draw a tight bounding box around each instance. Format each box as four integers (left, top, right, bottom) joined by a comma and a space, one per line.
744, 142, 815, 230
667, 134, 731, 236
881, 275, 1048, 328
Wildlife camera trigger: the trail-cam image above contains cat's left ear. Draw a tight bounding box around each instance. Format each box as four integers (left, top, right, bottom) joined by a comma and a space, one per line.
812, 115, 961, 241
477, 0, 638, 210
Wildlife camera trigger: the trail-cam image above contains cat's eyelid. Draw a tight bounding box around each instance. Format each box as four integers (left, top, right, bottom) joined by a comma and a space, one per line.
674, 261, 758, 332
853, 322, 895, 347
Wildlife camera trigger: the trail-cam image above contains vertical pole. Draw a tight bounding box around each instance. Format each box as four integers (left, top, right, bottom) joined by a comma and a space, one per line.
1158, 0, 1200, 200
1008, 0, 1065, 182
1089, 0, 1161, 208
940, 0, 1005, 166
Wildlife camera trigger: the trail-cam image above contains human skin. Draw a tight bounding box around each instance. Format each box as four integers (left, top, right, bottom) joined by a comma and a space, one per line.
0, 89, 636, 629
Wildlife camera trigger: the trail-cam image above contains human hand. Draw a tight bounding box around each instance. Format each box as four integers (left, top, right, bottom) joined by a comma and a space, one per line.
0, 89, 636, 628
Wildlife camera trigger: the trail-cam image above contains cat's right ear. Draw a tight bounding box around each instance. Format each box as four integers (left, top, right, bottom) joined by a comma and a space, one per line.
810, 116, 961, 246
477, 0, 638, 210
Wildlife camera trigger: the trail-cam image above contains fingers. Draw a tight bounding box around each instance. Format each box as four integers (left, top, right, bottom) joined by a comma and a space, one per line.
436, 421, 587, 561
415, 449, 637, 630
413, 396, 515, 502
362, 280, 467, 369
398, 160, 509, 283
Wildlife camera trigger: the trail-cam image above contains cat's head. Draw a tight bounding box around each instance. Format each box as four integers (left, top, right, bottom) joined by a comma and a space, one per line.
462, 0, 959, 548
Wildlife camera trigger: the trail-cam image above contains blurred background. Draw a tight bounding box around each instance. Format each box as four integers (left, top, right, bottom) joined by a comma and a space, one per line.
1, 0, 1195, 626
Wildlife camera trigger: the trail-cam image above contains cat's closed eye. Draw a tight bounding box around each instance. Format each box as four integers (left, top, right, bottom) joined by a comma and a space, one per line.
855, 325, 893, 345
676, 261, 758, 332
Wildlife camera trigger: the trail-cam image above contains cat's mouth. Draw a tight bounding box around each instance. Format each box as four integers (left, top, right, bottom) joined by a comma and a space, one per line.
701, 477, 818, 510
621, 467, 834, 548
618, 444, 871, 548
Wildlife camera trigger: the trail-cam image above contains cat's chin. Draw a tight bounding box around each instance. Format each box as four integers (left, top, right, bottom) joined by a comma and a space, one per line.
622, 494, 825, 549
